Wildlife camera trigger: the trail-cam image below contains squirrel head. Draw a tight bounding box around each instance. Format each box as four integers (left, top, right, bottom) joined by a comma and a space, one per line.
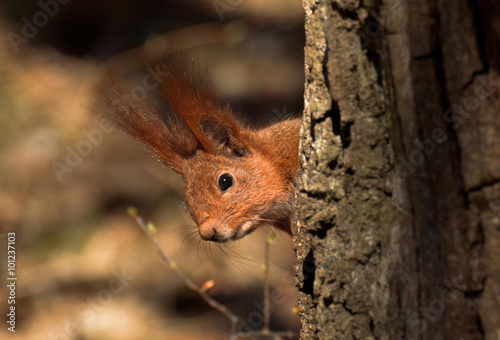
96, 57, 299, 242
182, 117, 296, 242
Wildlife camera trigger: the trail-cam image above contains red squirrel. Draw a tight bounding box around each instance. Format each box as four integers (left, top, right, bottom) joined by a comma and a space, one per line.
96, 57, 301, 242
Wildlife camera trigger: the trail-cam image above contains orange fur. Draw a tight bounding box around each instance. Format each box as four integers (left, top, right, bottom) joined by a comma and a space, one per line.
95, 57, 301, 242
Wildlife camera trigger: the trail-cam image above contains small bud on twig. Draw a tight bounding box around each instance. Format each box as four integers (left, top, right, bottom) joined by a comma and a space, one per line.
127, 206, 138, 217
147, 221, 157, 234
200, 279, 215, 293
266, 232, 276, 245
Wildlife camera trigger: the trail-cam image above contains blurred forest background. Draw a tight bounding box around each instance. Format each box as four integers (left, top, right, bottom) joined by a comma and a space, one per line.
0, 0, 304, 339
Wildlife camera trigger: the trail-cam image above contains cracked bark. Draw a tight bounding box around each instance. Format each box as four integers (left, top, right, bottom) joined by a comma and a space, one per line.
295, 0, 500, 339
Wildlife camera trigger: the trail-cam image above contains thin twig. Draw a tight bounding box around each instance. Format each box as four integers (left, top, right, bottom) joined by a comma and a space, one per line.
263, 233, 272, 334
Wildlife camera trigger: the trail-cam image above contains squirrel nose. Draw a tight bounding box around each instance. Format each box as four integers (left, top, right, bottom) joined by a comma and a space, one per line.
199, 219, 229, 242
199, 223, 216, 241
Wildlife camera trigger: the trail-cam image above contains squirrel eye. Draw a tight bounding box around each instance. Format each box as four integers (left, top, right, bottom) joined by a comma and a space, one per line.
218, 173, 234, 192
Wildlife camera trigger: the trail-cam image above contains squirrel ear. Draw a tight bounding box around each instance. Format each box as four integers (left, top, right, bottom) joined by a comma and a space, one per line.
200, 116, 251, 157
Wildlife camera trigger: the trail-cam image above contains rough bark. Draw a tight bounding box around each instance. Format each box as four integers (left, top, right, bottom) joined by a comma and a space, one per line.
295, 0, 500, 339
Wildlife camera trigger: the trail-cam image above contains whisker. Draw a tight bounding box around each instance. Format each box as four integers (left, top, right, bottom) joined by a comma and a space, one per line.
174, 229, 199, 258
218, 245, 247, 276
209, 243, 240, 276
221, 244, 258, 265
160, 224, 198, 235
196, 238, 203, 266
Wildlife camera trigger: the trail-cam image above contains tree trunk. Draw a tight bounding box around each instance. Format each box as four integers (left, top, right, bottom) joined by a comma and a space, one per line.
294, 0, 500, 339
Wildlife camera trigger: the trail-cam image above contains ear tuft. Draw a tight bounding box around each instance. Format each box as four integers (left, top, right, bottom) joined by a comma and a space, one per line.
93, 74, 199, 175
